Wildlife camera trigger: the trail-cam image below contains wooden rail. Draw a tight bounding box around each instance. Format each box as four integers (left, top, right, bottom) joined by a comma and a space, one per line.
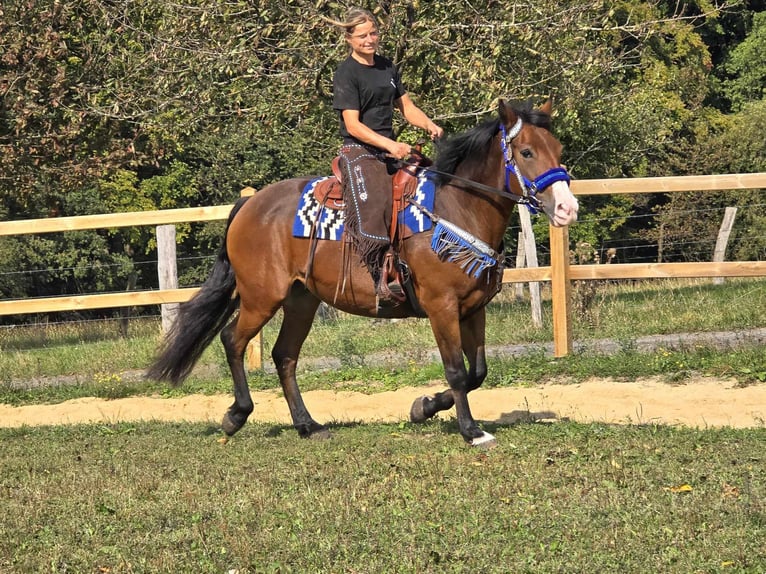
1, 173, 764, 358
568, 173, 766, 195
504, 261, 766, 283
0, 205, 234, 237
1, 260, 762, 316
0, 288, 199, 315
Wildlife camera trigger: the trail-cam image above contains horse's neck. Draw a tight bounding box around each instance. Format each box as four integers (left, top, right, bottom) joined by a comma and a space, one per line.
436, 155, 515, 248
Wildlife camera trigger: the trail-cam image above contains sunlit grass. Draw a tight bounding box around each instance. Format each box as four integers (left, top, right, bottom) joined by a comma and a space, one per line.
1, 421, 764, 573
0, 284, 763, 569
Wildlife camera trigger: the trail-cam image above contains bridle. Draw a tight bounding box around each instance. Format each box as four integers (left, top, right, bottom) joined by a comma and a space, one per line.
498, 118, 571, 214
393, 117, 571, 214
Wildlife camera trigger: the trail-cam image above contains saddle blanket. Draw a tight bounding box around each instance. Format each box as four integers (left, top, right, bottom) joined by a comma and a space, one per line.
292, 172, 436, 241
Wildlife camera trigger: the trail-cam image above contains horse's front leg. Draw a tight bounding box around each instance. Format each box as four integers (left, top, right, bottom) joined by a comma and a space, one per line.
424, 308, 494, 446
411, 309, 493, 445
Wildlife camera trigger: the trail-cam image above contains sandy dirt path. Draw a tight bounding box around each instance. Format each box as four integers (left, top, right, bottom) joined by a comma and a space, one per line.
2, 377, 765, 430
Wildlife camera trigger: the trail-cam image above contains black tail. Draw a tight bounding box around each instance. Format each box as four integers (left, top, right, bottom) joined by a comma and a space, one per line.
146, 197, 250, 385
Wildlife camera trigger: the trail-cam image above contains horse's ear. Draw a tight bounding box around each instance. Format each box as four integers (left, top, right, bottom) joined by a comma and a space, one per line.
540, 97, 553, 116
497, 99, 517, 125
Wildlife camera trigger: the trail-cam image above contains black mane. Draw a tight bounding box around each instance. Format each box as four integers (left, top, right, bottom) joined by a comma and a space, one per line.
432, 105, 551, 184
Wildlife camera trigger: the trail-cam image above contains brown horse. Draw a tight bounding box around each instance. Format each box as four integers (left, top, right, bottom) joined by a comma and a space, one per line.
147, 99, 578, 446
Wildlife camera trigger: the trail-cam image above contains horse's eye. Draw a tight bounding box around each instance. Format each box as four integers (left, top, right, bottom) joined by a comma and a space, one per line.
520, 149, 533, 159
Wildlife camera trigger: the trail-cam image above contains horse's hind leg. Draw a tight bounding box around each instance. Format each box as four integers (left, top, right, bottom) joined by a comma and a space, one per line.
272, 283, 329, 439
220, 302, 278, 436
410, 309, 489, 431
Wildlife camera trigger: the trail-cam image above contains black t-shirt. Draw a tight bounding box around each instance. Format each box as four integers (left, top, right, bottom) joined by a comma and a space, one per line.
332, 54, 406, 145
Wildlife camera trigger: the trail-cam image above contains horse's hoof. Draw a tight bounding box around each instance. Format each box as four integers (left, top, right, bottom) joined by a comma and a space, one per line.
409, 396, 430, 423
221, 412, 244, 436
469, 431, 497, 449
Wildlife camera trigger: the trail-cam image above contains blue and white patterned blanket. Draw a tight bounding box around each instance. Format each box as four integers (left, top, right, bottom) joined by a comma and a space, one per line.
292, 172, 436, 240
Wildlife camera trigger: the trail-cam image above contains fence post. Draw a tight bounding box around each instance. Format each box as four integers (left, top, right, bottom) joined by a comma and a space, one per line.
712, 207, 737, 286
156, 224, 179, 333
549, 224, 573, 357
240, 187, 263, 371
514, 232, 526, 300
518, 208, 543, 327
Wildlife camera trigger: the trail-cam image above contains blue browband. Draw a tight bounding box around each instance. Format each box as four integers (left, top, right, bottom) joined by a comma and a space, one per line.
499, 120, 571, 214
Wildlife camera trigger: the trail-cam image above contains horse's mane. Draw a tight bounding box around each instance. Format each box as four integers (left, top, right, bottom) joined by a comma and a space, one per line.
432, 104, 551, 184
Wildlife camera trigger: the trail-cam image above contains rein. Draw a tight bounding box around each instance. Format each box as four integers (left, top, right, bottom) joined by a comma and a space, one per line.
388, 153, 540, 212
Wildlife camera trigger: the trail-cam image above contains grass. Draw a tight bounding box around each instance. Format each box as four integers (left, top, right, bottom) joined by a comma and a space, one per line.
567, 278, 765, 338
0, 420, 764, 573
0, 334, 763, 408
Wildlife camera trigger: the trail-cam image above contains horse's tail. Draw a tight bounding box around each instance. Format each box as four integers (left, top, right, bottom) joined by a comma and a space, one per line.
146, 197, 249, 385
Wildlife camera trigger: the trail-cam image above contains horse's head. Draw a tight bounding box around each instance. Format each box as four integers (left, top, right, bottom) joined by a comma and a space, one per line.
498, 99, 579, 227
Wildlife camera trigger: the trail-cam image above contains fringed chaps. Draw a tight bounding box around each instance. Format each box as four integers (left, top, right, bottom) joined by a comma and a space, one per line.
339, 144, 397, 274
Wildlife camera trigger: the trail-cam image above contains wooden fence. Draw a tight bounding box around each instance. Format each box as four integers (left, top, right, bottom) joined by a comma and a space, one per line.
1, 174, 765, 360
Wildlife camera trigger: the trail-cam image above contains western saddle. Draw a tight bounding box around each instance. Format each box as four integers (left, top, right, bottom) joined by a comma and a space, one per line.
313, 151, 430, 243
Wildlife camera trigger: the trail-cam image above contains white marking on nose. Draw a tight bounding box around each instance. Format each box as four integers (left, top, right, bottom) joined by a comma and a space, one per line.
551, 181, 579, 226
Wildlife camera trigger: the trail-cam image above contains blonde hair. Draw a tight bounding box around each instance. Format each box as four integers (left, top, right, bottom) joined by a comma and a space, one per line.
323, 7, 377, 35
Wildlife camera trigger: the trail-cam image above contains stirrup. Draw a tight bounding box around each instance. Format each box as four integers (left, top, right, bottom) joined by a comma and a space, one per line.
375, 278, 405, 305
377, 268, 406, 305
387, 280, 405, 299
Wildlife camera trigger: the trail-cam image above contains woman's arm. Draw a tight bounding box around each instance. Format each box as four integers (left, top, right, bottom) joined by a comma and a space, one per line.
342, 109, 411, 159
396, 94, 443, 140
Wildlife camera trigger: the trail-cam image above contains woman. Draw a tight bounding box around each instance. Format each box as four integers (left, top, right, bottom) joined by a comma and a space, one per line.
328, 7, 443, 306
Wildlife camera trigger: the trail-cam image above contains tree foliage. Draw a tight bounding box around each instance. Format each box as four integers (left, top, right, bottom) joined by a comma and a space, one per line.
721, 10, 766, 110
0, 0, 763, 307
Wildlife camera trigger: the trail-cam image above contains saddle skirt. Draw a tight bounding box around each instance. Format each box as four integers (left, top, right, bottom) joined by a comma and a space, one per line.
292, 171, 436, 241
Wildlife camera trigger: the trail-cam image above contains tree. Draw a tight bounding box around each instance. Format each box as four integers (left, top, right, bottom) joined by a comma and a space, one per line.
642, 99, 766, 262
721, 11, 766, 110
642, 3, 766, 263
0, 0, 758, 305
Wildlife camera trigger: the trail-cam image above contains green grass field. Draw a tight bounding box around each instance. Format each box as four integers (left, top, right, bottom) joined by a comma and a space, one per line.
1, 421, 764, 573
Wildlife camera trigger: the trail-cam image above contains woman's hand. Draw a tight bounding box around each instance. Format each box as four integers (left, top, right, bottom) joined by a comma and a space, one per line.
425, 120, 444, 140
388, 141, 412, 160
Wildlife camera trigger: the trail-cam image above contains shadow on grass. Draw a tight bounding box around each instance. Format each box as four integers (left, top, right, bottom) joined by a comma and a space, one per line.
429, 409, 561, 437
260, 420, 367, 438
240, 413, 561, 441
198, 424, 225, 436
